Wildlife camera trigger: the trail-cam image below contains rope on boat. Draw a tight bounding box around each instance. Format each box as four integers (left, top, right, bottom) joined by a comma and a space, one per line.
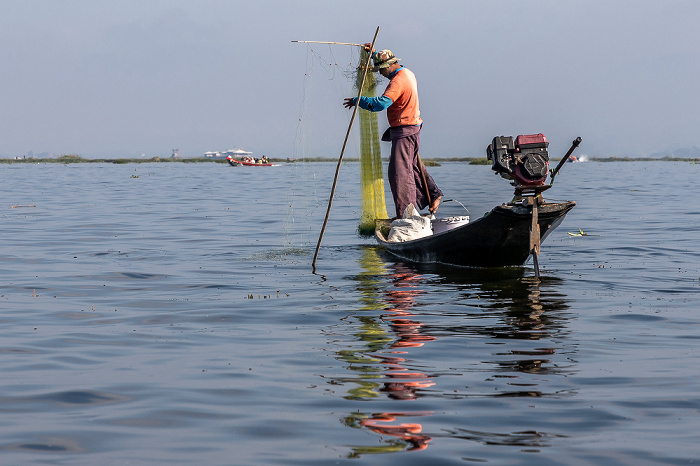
441, 199, 471, 215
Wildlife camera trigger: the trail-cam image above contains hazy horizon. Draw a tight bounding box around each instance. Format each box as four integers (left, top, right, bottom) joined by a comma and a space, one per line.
2, 1, 698, 160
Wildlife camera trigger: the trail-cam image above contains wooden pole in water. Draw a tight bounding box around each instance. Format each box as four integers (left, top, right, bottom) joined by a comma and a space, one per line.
312, 26, 380, 271
529, 196, 541, 279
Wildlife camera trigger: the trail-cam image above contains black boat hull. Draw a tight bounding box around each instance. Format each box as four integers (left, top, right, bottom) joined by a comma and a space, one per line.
375, 201, 575, 267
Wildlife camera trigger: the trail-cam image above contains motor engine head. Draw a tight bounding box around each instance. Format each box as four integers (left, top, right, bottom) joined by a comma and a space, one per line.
486, 133, 549, 185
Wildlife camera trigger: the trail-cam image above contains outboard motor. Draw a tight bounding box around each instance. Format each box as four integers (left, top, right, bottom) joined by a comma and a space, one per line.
486, 133, 549, 186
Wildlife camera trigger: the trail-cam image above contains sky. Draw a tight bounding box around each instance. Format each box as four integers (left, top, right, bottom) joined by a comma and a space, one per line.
1, 0, 699, 159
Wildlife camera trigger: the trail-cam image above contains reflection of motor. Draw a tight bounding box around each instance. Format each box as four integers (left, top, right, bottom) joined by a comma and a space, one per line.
486, 133, 549, 186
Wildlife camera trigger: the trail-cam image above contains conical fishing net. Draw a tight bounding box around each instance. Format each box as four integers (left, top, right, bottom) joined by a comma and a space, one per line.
356, 49, 389, 236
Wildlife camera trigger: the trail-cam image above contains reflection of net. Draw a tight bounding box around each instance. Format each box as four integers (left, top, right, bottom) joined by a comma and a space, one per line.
357, 49, 389, 236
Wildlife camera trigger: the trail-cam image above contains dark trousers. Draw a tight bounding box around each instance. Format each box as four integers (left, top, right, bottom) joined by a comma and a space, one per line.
385, 125, 442, 218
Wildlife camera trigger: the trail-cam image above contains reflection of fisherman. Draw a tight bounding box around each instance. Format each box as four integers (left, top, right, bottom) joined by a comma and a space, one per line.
344, 44, 443, 218
342, 251, 436, 456
360, 413, 431, 451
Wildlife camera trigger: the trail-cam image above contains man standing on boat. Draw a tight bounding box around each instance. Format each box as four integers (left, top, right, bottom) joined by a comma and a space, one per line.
344, 45, 442, 218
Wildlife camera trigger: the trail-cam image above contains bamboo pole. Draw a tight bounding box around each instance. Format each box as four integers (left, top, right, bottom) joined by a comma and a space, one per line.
312, 26, 380, 271
416, 152, 432, 210
292, 40, 363, 47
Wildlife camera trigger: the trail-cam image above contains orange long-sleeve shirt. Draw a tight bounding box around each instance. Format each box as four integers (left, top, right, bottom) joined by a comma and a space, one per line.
356, 66, 423, 127
383, 67, 422, 127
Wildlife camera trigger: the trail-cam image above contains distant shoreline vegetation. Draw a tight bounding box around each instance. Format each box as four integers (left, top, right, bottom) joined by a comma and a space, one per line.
1, 155, 699, 165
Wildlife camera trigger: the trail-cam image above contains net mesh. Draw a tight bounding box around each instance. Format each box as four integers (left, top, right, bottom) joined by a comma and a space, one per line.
356, 49, 389, 236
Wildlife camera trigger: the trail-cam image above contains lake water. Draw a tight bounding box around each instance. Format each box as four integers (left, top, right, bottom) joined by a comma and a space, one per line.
1, 160, 699, 465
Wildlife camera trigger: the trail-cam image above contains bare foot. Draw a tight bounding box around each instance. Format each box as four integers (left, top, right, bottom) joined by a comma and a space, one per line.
429, 196, 441, 214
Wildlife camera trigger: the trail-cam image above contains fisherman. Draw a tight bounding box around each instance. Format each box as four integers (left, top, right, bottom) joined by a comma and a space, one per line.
344, 45, 442, 218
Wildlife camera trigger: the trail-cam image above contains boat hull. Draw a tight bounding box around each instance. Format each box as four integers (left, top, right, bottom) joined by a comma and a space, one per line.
375, 201, 575, 267
226, 158, 272, 167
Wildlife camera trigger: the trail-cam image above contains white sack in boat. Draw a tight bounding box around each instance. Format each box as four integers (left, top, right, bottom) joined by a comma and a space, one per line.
387, 204, 433, 242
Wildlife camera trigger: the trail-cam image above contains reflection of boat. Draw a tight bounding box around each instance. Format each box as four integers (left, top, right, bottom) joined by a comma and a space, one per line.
376, 198, 575, 267
336, 247, 574, 458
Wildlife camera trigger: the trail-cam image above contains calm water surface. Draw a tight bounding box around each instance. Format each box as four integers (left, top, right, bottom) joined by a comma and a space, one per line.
1, 161, 699, 464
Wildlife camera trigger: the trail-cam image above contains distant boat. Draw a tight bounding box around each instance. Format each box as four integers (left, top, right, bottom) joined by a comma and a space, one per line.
225, 149, 272, 167
228, 158, 273, 167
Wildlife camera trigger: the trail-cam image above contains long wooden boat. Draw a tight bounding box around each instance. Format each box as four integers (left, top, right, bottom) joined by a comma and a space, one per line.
375, 200, 575, 267
226, 156, 272, 167
374, 135, 583, 271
